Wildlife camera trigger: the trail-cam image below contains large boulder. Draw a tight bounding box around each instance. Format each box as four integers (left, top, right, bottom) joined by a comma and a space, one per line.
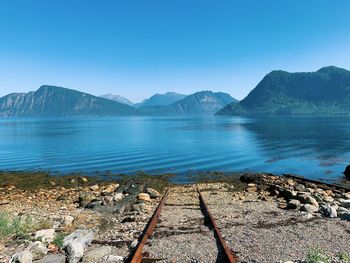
344, 165, 350, 180
62, 230, 94, 263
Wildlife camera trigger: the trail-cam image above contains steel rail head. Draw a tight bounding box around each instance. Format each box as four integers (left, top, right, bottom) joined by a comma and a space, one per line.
128, 188, 170, 263
197, 188, 237, 263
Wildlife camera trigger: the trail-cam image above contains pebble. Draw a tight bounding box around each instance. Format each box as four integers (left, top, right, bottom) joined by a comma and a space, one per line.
137, 193, 151, 202
10, 251, 33, 263
82, 246, 112, 262
27, 241, 47, 260
286, 199, 300, 210
146, 188, 160, 198
301, 204, 319, 213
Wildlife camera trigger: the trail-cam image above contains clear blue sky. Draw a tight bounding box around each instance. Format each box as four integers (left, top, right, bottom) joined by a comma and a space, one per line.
0, 0, 350, 102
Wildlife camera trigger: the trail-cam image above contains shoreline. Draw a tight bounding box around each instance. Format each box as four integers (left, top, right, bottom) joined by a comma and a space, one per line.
1, 172, 350, 262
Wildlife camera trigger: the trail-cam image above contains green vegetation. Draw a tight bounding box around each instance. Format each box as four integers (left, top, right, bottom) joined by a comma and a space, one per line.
306, 247, 330, 263
0, 171, 104, 190
340, 253, 350, 263
0, 212, 38, 242
52, 232, 66, 248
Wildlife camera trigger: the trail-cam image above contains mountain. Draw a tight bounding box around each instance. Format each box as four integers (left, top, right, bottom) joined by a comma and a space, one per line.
217, 66, 350, 115
0, 85, 137, 117
137, 92, 187, 108
140, 91, 237, 115
100, 94, 134, 106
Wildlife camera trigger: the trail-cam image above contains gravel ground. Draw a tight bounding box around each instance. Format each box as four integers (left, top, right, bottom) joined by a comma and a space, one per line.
199, 184, 350, 263
143, 185, 225, 263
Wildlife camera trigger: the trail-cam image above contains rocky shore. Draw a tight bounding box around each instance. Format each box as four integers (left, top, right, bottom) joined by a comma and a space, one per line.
0, 172, 349, 263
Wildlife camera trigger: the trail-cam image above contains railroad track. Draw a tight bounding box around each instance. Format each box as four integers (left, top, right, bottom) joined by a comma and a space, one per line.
127, 186, 237, 263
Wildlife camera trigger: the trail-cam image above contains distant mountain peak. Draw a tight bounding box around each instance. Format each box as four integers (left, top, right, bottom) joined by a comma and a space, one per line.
100, 94, 134, 106
138, 92, 187, 108
217, 66, 350, 116
0, 86, 137, 117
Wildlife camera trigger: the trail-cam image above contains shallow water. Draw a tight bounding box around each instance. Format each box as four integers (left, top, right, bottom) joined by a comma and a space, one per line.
0, 116, 349, 183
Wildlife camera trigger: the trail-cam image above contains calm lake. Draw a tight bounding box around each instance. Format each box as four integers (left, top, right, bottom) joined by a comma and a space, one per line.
0, 116, 349, 183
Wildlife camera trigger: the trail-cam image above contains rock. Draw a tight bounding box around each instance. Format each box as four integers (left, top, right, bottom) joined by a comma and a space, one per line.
146, 188, 160, 198
49, 181, 56, 186
341, 200, 350, 208
344, 165, 350, 180
102, 183, 119, 194
63, 215, 74, 227
124, 184, 144, 195
27, 241, 47, 260
321, 205, 337, 218
286, 179, 295, 186
294, 184, 305, 192
78, 192, 95, 207
113, 193, 124, 202
137, 193, 151, 202
281, 189, 297, 200
33, 254, 66, 263
130, 240, 138, 249
341, 212, 350, 220
34, 229, 55, 243
105, 255, 124, 263
324, 190, 333, 196
301, 204, 319, 213
337, 206, 349, 216
297, 193, 319, 207
90, 184, 99, 191
343, 193, 350, 199
63, 230, 94, 263
79, 177, 88, 183
323, 196, 334, 203
132, 203, 147, 212
82, 246, 112, 262
10, 251, 33, 263
286, 199, 300, 210
246, 186, 257, 192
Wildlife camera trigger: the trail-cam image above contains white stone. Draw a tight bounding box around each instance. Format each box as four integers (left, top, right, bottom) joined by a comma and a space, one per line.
105, 255, 124, 263
341, 200, 350, 208
34, 229, 55, 243
113, 193, 124, 202
63, 229, 94, 263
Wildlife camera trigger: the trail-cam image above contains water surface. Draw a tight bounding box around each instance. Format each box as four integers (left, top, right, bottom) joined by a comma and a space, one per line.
0, 116, 349, 183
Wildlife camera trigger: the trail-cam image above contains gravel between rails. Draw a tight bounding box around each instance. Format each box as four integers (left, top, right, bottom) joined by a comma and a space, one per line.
199, 184, 350, 263
142, 185, 225, 263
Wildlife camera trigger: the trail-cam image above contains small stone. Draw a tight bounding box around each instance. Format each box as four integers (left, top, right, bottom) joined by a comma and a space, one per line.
10, 251, 33, 263
282, 189, 297, 200
301, 204, 319, 213
82, 246, 112, 262
80, 177, 88, 183
246, 186, 257, 192
286, 179, 295, 186
341, 213, 350, 221
137, 193, 151, 202
323, 196, 334, 203
34, 229, 55, 243
130, 240, 138, 249
247, 183, 256, 187
90, 184, 99, 191
287, 199, 301, 210
113, 193, 124, 202
341, 200, 350, 208
295, 184, 305, 192
49, 181, 56, 186
343, 193, 350, 199
146, 188, 160, 198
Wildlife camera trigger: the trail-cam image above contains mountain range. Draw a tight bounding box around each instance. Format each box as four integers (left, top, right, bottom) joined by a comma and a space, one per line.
217, 66, 350, 115
99, 94, 134, 106
2, 66, 350, 117
0, 86, 236, 117
0, 85, 137, 117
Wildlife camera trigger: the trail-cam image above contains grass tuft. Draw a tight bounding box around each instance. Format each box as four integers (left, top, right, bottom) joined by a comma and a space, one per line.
306, 246, 330, 263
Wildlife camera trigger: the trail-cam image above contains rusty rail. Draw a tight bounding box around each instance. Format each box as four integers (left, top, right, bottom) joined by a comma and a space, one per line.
128, 189, 170, 263
197, 188, 237, 263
